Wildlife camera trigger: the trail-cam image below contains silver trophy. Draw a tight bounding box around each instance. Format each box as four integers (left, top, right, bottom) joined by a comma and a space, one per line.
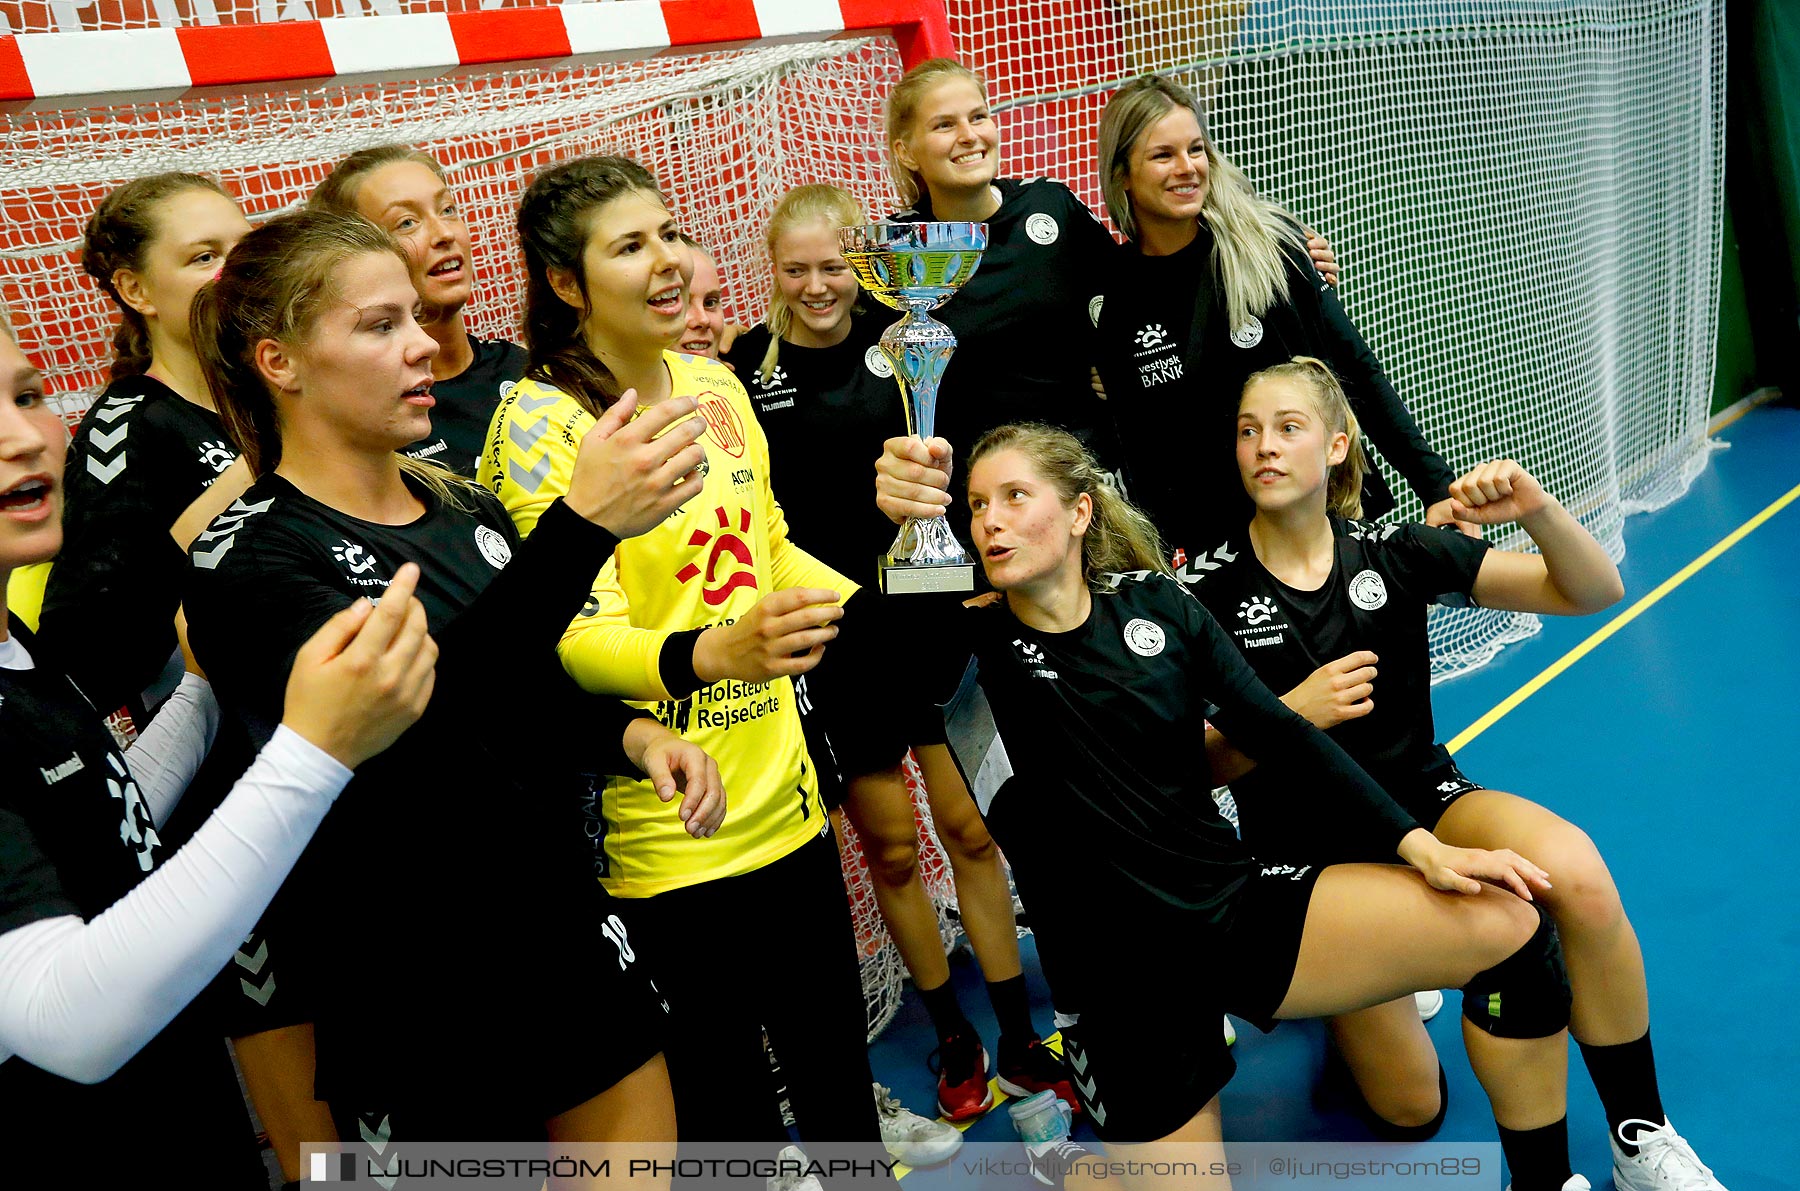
840, 220, 987, 595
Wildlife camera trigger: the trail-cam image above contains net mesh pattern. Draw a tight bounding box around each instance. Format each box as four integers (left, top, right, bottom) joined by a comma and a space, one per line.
949, 0, 1725, 678
0, 0, 1724, 1038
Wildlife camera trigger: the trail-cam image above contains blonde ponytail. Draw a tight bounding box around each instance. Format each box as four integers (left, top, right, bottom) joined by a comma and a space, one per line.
1243, 356, 1367, 518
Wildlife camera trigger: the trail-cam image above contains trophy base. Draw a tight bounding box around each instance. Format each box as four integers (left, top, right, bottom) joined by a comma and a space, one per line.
878, 557, 976, 595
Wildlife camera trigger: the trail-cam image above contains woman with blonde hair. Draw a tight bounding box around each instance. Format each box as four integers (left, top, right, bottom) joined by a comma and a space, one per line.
878, 59, 1339, 490
895, 421, 1587, 1191
1091, 73, 1462, 565
182, 205, 717, 1156
310, 144, 527, 476
723, 184, 1066, 1136
1188, 357, 1723, 1191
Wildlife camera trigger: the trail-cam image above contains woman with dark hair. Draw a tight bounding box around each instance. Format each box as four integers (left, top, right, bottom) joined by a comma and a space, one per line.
182, 206, 719, 1156
0, 306, 433, 1183
311, 145, 526, 477
26, 173, 252, 713
482, 154, 886, 1154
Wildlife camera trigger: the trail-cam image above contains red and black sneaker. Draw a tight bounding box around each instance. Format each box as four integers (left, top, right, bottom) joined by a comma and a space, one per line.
927, 1029, 993, 1122
996, 1035, 1079, 1114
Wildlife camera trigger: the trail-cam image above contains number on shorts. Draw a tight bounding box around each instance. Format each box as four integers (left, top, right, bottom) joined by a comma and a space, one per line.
601, 914, 636, 970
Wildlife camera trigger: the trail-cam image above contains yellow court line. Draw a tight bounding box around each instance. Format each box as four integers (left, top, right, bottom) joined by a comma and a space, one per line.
1446, 479, 1800, 755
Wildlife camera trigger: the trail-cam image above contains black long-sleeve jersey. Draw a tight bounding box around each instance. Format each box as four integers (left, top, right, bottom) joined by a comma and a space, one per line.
943, 572, 1419, 1002
1186, 516, 1491, 789
400, 334, 526, 477
183, 474, 648, 1103
1095, 222, 1456, 562
889, 178, 1121, 466
0, 619, 263, 1176
39, 375, 237, 711
722, 317, 908, 586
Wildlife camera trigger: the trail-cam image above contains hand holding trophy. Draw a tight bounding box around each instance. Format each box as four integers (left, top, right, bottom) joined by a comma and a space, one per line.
840, 220, 987, 594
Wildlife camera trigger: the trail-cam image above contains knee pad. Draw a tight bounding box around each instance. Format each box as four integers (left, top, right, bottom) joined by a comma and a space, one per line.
1461, 906, 1572, 1039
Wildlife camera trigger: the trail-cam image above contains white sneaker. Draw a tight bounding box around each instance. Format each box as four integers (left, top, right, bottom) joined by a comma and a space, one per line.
874, 1082, 962, 1167
767, 1144, 825, 1191
1505, 1175, 1590, 1191
1415, 989, 1445, 1021
1612, 1118, 1728, 1191
1223, 1014, 1237, 1046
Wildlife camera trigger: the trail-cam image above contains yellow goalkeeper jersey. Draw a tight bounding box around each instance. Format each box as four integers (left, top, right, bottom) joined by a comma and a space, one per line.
479, 351, 856, 897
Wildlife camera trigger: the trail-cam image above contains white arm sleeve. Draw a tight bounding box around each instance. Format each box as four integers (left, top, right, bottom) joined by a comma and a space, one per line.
124, 672, 221, 829
0, 726, 350, 1084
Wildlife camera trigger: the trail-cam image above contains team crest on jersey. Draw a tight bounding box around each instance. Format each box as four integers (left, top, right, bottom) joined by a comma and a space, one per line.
196, 439, 236, 473
1122, 618, 1166, 657
474, 524, 512, 569
1025, 213, 1060, 245
696, 392, 747, 459
865, 346, 894, 378
1348, 569, 1388, 610
1230, 316, 1264, 349
675, 505, 759, 606
1088, 295, 1104, 327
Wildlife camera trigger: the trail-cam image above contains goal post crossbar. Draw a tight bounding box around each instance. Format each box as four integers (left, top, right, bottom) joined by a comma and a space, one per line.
0, 0, 950, 101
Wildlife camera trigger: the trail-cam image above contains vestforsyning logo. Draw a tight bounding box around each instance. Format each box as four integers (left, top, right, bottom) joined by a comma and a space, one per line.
308, 1153, 358, 1181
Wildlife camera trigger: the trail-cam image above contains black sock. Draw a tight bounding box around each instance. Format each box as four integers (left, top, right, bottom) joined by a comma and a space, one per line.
1497, 1117, 1572, 1191
919, 980, 973, 1044
1578, 1032, 1665, 1156
986, 974, 1037, 1047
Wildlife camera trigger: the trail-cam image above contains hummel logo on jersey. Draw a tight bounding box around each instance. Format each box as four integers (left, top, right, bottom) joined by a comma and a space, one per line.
190, 495, 277, 570
332, 540, 379, 575
197, 439, 236, 473
1134, 324, 1167, 350
1346, 522, 1402, 542
1238, 596, 1279, 626
40, 751, 84, 784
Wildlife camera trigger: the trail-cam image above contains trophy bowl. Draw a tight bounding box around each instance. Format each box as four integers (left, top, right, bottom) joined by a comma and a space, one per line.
840, 221, 988, 595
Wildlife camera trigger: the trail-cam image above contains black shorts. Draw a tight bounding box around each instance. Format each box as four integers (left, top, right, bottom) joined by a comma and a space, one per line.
800, 636, 951, 786
318, 904, 669, 1130
1387, 757, 1485, 830
1053, 861, 1323, 1145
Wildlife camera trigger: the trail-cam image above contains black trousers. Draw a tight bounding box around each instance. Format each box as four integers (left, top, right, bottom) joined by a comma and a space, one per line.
621, 832, 881, 1147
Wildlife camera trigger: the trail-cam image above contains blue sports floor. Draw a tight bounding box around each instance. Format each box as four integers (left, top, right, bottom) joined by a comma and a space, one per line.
870, 402, 1800, 1189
